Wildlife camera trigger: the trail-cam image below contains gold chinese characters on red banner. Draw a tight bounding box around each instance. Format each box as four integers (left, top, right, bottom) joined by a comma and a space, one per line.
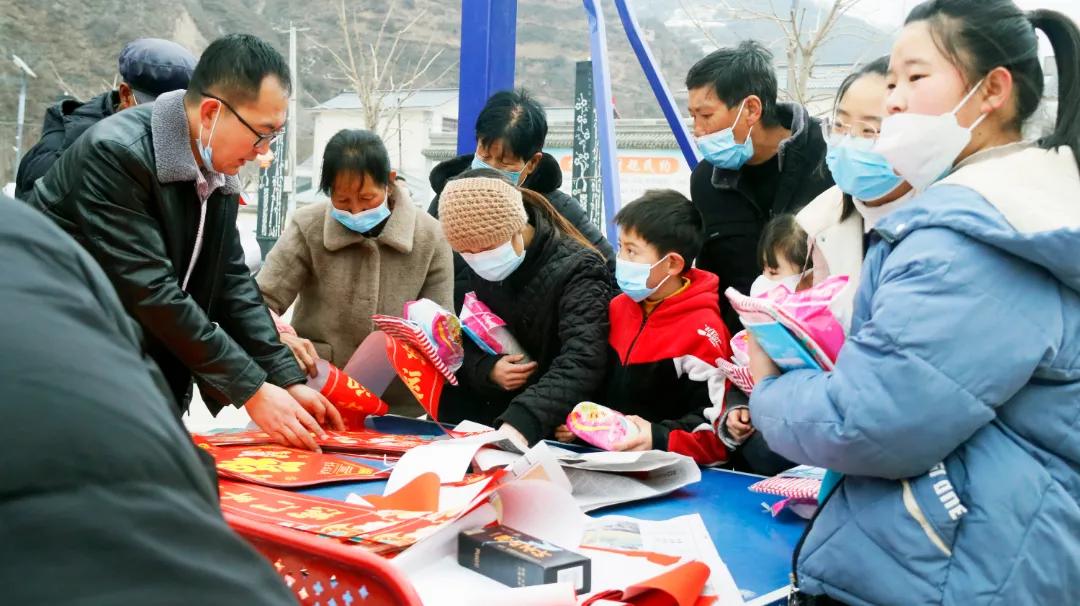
194, 429, 442, 457
195, 441, 390, 488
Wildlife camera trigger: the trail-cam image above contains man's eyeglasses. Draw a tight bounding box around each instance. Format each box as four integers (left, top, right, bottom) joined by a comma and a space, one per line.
821, 116, 881, 141
201, 91, 284, 149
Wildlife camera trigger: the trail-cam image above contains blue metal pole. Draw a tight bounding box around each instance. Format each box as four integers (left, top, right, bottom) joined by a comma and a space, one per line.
456, 0, 518, 156
612, 0, 700, 169
582, 0, 621, 245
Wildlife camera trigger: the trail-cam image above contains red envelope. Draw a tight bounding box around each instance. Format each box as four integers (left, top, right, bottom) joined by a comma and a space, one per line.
384, 332, 447, 421
317, 430, 441, 456
219, 481, 468, 555
194, 429, 441, 456
363, 472, 442, 512
201, 443, 387, 488
583, 560, 712, 606
315, 361, 390, 429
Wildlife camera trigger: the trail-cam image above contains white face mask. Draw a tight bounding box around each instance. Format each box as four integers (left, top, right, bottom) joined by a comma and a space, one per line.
461, 236, 526, 282
750, 272, 803, 297
874, 79, 988, 192
852, 190, 917, 232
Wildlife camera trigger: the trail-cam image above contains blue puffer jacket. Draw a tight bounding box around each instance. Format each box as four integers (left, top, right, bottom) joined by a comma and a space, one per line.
750, 143, 1080, 605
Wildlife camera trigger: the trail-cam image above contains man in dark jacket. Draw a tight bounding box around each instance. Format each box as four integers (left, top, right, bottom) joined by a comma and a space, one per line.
428, 89, 615, 309
25, 34, 342, 451
0, 195, 296, 605
686, 40, 833, 334
14, 38, 197, 199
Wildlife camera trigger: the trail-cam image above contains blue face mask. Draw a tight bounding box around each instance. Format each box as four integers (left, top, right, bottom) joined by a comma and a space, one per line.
616, 255, 671, 303
696, 99, 754, 170
471, 155, 523, 185
196, 104, 221, 172
330, 194, 391, 234
825, 135, 904, 202
462, 237, 526, 282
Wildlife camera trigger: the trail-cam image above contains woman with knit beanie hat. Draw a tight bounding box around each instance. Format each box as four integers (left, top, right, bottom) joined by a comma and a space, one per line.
439, 171, 613, 446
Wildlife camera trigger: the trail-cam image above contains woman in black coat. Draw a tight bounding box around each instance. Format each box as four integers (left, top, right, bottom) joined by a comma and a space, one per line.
438, 172, 612, 445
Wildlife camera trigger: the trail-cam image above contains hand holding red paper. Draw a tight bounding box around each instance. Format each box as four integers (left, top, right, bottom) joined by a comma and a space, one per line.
308, 359, 389, 429
244, 382, 329, 451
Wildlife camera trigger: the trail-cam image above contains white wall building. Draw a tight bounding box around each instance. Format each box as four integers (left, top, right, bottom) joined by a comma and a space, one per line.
424, 117, 695, 211
306, 88, 459, 205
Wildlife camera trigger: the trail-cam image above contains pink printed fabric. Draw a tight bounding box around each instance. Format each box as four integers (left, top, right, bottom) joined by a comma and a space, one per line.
749, 466, 825, 500
459, 292, 506, 353
717, 358, 756, 395
566, 402, 637, 451
726, 275, 850, 370
371, 315, 459, 386
403, 299, 465, 373
730, 331, 750, 366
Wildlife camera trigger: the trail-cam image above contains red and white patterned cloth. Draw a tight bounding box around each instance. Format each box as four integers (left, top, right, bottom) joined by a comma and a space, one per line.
748, 465, 826, 501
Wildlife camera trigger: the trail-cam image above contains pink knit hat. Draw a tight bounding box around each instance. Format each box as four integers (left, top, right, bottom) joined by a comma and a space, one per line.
439, 177, 529, 251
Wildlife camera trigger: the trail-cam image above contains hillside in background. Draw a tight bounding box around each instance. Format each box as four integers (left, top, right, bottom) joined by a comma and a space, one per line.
0, 0, 889, 184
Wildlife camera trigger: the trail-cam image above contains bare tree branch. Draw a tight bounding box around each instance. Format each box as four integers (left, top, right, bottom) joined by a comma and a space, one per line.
691, 0, 876, 105
317, 0, 460, 139
677, 0, 722, 50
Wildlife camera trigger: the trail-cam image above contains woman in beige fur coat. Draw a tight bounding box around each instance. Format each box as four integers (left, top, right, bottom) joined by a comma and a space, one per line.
257, 129, 453, 415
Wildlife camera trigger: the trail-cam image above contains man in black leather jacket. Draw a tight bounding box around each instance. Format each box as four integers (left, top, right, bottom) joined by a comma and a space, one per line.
25, 34, 343, 450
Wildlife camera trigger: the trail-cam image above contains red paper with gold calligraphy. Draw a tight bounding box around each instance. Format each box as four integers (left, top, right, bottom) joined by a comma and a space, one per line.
316, 361, 390, 430
194, 429, 441, 456
218, 474, 500, 556
384, 334, 446, 421
201, 444, 388, 488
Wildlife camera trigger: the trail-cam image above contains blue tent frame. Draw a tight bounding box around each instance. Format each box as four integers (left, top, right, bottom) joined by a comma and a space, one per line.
456, 0, 699, 244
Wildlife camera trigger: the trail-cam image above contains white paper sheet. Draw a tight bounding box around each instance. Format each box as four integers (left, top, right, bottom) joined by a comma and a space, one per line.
408, 555, 578, 606
565, 461, 701, 512
383, 430, 510, 495
493, 479, 588, 550
476, 445, 701, 512
581, 514, 743, 605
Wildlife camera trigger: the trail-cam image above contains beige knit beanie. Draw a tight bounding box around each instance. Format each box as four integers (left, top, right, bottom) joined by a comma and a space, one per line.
439, 177, 529, 252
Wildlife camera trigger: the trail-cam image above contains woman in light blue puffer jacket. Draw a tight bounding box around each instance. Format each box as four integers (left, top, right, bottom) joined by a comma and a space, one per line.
748, 1, 1080, 604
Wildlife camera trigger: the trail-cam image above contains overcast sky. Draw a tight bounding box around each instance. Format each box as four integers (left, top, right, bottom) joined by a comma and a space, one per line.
848, 0, 1080, 52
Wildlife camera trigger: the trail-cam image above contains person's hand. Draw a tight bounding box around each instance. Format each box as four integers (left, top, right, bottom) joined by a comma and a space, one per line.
554, 424, 575, 443
489, 354, 538, 391
613, 415, 654, 452
280, 333, 319, 378
244, 383, 326, 451
747, 333, 782, 383
286, 383, 345, 431
726, 408, 755, 443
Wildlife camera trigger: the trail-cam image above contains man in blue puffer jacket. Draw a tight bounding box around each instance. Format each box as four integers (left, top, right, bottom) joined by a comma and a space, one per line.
750, 142, 1080, 604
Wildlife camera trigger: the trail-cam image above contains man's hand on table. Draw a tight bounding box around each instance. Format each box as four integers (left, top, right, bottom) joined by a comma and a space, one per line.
244, 383, 344, 451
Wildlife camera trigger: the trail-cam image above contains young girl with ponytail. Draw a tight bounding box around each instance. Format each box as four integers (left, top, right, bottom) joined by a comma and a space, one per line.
748, 1, 1080, 603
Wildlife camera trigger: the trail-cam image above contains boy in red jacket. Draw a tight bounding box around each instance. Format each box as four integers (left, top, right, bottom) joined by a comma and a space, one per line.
557, 190, 733, 464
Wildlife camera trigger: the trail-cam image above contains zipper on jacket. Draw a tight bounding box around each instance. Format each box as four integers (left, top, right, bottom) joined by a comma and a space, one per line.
623, 302, 662, 365
901, 479, 952, 557
788, 476, 843, 605
182, 198, 209, 292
